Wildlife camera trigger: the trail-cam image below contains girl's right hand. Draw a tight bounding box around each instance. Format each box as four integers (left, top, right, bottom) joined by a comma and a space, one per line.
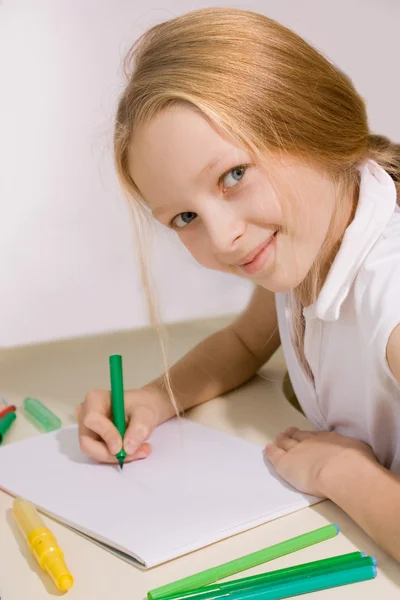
77, 386, 171, 464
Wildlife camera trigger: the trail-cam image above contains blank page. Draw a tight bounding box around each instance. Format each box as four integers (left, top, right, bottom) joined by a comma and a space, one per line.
0, 419, 319, 568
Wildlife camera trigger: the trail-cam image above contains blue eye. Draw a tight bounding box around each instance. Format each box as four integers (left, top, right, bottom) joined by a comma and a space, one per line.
222, 166, 247, 189
173, 211, 198, 228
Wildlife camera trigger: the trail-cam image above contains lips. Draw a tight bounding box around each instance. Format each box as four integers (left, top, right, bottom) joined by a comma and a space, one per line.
237, 233, 277, 276
238, 235, 276, 266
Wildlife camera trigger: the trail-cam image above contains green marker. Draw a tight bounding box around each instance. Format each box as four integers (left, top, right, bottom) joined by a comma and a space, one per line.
0, 411, 17, 444
23, 397, 62, 432
148, 524, 340, 599
226, 563, 377, 599
109, 354, 127, 470
158, 553, 370, 600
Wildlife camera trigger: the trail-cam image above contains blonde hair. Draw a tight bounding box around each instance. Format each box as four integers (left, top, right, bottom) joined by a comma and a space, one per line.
114, 7, 400, 384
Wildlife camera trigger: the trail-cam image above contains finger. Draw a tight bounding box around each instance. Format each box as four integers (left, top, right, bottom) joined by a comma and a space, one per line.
124, 405, 155, 455
275, 431, 298, 451
79, 431, 150, 464
264, 444, 286, 469
78, 410, 116, 463
78, 413, 152, 464
79, 429, 118, 463
281, 427, 316, 443
130, 442, 153, 461
283, 427, 300, 437
290, 429, 316, 442
83, 411, 122, 455
83, 390, 112, 417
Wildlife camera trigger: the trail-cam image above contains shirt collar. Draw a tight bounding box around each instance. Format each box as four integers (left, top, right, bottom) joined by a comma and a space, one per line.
303, 160, 397, 322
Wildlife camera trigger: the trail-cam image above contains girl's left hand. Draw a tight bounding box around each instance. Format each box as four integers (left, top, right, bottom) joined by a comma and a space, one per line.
264, 427, 377, 498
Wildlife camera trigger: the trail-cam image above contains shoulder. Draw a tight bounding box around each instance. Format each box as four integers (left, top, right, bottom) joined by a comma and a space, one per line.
355, 207, 400, 303
360, 206, 400, 268
353, 209, 400, 371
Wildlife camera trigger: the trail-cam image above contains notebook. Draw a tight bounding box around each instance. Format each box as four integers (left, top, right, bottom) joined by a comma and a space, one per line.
0, 418, 320, 568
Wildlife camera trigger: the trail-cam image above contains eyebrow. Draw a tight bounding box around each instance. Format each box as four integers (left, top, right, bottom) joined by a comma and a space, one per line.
199, 153, 226, 177
151, 204, 171, 219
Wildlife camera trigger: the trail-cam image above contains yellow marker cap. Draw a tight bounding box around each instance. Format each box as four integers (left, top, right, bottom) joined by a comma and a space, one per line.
12, 498, 74, 591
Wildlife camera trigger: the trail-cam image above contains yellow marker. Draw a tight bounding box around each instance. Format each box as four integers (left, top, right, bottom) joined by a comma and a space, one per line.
12, 498, 74, 592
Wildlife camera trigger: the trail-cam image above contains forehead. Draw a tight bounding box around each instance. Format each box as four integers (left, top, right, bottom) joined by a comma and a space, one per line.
128, 105, 246, 200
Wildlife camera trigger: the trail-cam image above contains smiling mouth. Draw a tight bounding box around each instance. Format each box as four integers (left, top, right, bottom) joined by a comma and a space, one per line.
238, 234, 277, 266
237, 232, 277, 275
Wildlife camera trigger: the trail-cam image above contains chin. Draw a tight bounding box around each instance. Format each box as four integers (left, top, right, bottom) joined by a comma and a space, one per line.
257, 270, 306, 294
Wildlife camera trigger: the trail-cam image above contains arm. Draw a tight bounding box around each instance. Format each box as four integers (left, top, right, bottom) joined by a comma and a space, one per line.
79, 286, 280, 463
265, 323, 400, 563
322, 322, 400, 560
320, 447, 400, 562
266, 430, 400, 563
147, 285, 280, 419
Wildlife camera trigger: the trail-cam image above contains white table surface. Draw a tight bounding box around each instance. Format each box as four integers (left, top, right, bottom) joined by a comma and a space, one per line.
1, 317, 399, 599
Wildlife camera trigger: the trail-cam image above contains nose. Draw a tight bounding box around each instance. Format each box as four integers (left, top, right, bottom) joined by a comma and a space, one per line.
203, 204, 246, 258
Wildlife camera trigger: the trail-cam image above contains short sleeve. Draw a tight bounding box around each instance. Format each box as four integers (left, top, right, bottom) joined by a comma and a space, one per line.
355, 219, 400, 383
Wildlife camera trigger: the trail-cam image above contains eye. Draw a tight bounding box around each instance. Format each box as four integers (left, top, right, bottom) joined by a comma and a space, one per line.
172, 211, 198, 228
221, 165, 247, 190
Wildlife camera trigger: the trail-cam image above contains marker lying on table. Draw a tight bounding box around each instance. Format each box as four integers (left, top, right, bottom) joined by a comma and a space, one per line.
12, 498, 74, 592
0, 404, 16, 419
0, 411, 16, 444
158, 552, 371, 600
148, 524, 340, 600
223, 562, 377, 600
23, 397, 62, 432
109, 354, 127, 469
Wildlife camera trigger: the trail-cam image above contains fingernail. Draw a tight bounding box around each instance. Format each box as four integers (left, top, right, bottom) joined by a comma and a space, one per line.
136, 451, 147, 460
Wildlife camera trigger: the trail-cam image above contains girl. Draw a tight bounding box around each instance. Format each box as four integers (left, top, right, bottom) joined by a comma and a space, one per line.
77, 8, 400, 561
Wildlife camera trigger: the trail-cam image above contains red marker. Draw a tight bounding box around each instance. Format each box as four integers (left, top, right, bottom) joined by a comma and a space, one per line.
0, 405, 16, 419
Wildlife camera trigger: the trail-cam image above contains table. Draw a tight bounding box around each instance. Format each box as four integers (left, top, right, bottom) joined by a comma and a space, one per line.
1, 317, 399, 599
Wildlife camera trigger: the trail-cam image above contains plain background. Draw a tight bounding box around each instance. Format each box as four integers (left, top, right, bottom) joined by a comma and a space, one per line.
1, 0, 399, 347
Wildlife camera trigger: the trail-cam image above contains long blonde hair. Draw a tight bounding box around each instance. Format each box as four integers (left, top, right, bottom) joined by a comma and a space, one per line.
114, 7, 400, 385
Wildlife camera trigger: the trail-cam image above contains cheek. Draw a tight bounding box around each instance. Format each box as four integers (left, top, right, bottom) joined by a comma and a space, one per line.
178, 232, 224, 271
303, 199, 334, 246
284, 183, 333, 241
178, 232, 212, 267
245, 180, 283, 224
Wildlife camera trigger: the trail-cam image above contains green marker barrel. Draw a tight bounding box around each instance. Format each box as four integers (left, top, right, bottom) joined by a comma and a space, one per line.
109, 354, 127, 469
157, 553, 370, 600
0, 411, 17, 443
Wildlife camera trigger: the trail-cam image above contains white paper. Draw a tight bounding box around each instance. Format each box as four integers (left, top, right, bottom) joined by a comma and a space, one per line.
0, 418, 320, 568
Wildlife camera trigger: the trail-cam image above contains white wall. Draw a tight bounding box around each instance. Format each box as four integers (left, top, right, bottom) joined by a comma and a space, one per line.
0, 0, 398, 347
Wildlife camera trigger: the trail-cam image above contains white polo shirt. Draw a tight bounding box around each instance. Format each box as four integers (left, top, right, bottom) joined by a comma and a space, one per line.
276, 160, 400, 474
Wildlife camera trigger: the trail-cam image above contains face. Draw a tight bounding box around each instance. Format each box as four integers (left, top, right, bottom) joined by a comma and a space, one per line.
129, 105, 337, 292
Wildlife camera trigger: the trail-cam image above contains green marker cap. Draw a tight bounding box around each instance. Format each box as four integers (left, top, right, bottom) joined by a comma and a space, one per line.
23, 397, 62, 432
0, 411, 16, 443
